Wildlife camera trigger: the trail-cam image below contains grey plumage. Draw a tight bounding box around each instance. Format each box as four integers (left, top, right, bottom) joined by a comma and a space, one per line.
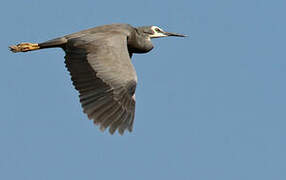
9, 23, 186, 135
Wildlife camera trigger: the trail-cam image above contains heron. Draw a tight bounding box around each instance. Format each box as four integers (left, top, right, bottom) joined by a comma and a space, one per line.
9, 23, 186, 135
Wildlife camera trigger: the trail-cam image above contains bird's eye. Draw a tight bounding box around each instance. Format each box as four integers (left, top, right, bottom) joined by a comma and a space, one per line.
155, 28, 161, 33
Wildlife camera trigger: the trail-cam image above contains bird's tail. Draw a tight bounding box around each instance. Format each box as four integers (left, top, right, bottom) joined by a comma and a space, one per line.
9, 43, 40, 53
9, 37, 68, 53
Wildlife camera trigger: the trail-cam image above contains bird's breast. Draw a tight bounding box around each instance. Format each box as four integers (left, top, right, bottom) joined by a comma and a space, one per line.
128, 45, 153, 54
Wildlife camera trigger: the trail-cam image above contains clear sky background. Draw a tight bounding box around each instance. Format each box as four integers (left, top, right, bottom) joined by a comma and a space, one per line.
1, 0, 285, 179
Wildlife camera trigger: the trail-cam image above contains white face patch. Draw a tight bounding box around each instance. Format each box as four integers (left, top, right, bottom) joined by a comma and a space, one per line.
149, 26, 167, 38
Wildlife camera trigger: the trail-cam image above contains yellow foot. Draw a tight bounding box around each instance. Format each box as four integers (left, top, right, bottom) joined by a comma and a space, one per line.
9, 43, 39, 53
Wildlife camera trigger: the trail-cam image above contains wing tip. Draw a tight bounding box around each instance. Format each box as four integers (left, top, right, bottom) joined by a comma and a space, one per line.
91, 118, 132, 135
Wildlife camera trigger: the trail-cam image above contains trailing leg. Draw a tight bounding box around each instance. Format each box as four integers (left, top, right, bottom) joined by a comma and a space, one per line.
9, 43, 40, 53
9, 37, 67, 53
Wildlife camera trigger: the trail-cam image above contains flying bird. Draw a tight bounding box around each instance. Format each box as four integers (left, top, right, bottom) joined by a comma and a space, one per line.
9, 23, 186, 135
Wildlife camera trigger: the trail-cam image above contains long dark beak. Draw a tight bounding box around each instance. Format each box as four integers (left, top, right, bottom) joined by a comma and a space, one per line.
164, 32, 187, 37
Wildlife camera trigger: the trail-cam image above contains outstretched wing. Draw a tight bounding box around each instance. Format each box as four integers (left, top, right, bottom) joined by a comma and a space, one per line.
64, 32, 137, 135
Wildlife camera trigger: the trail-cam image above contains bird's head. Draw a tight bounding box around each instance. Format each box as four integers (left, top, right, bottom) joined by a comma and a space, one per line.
137, 26, 187, 39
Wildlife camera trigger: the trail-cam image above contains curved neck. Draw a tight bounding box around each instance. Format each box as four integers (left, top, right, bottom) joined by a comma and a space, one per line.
127, 29, 153, 54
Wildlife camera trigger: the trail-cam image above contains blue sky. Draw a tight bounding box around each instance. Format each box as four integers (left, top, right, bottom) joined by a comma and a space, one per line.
1, 0, 286, 179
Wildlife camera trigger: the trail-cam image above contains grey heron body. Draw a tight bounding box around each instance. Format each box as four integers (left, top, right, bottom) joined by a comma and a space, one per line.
10, 23, 186, 135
